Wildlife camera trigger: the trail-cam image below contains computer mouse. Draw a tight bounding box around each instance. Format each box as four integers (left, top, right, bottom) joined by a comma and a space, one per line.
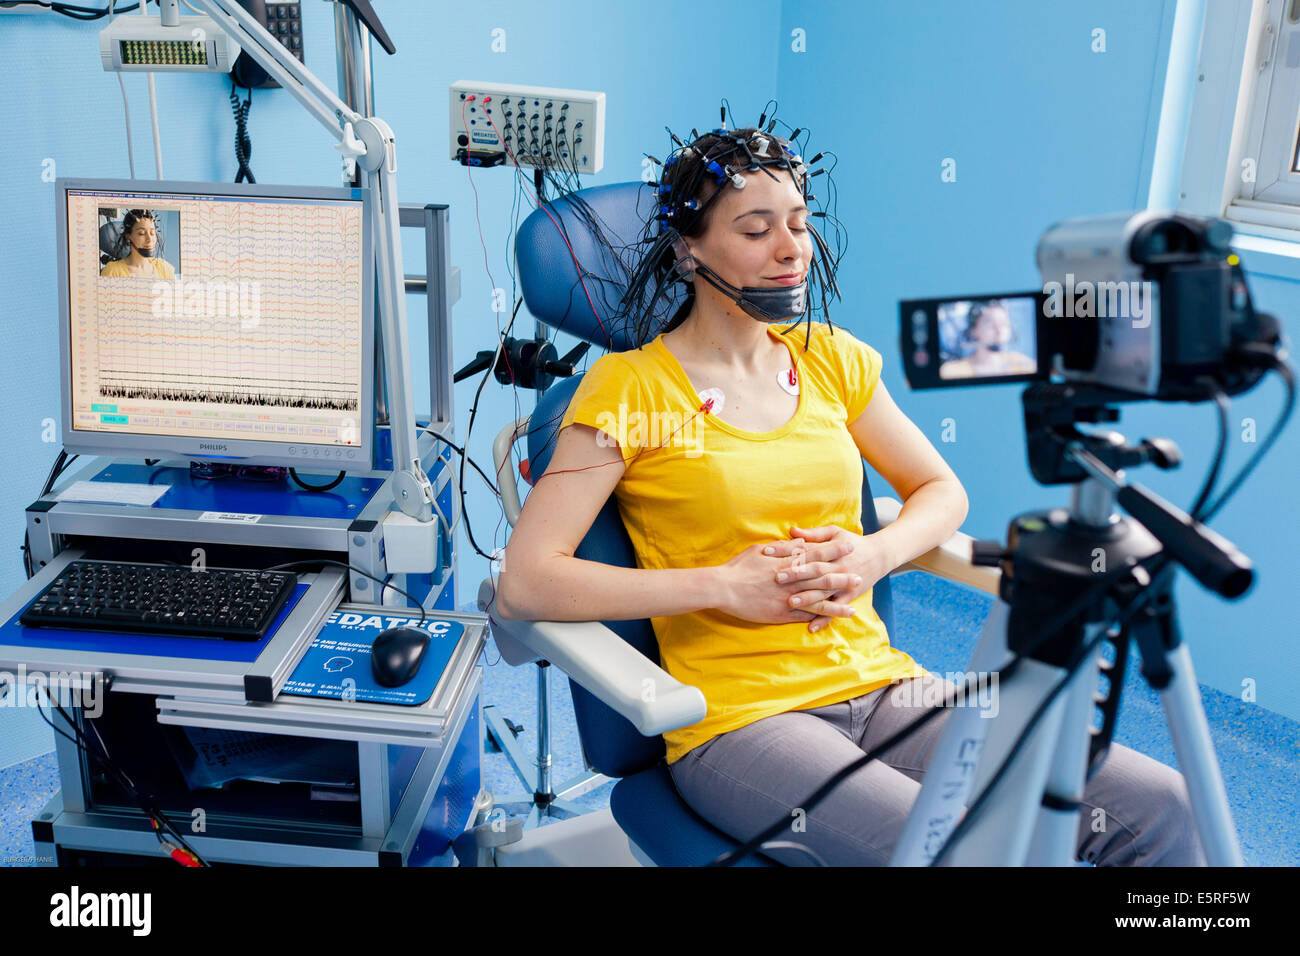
370, 626, 431, 688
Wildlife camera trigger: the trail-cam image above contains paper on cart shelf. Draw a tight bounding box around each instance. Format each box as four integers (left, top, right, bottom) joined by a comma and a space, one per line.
54, 480, 170, 506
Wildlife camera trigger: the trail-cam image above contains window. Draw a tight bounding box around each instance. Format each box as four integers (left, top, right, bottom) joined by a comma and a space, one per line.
1234, 1, 1300, 210
1179, 0, 1300, 238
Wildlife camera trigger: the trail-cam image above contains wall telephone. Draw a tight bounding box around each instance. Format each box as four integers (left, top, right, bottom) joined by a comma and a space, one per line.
228, 0, 394, 90
230, 1, 303, 90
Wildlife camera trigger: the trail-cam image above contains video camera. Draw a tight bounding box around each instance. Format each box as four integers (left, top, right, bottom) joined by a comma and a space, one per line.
900, 211, 1282, 403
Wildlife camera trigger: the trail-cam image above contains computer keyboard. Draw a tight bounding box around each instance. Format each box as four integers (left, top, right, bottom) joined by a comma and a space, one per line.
20, 560, 298, 641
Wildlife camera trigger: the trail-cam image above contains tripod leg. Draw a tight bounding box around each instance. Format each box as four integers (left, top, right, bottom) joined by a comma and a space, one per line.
1025, 638, 1105, 865
891, 599, 1010, 865
942, 657, 1070, 866
1159, 644, 1243, 866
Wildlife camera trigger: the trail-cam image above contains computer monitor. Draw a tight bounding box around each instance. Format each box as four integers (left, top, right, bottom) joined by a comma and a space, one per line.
56, 178, 375, 471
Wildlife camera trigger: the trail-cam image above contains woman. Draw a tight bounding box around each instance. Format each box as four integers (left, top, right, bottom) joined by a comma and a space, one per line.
939, 299, 1036, 379
99, 209, 176, 279
496, 124, 1204, 866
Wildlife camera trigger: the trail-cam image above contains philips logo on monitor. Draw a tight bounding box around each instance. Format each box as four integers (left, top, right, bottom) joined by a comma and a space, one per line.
198, 443, 229, 452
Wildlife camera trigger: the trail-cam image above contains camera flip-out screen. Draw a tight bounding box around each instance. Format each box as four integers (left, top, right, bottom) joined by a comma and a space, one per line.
900, 292, 1045, 390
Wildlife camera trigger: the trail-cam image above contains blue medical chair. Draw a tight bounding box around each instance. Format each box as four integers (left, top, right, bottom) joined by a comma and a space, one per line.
477, 182, 998, 866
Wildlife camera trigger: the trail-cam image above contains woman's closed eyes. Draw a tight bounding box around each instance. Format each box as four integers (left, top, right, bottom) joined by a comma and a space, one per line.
744, 226, 807, 239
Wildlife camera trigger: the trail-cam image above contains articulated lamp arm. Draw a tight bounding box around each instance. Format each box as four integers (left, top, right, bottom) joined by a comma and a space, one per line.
191, 0, 435, 521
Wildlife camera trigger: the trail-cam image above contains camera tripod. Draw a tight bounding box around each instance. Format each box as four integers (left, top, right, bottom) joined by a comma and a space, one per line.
891, 390, 1250, 866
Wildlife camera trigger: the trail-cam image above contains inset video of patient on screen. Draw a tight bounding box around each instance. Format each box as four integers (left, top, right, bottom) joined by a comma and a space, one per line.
66, 188, 365, 450
937, 296, 1038, 381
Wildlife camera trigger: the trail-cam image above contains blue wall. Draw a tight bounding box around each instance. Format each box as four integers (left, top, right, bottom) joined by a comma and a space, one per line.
1, 1, 1294, 721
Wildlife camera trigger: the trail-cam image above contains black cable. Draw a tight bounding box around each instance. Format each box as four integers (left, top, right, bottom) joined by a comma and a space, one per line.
454, 297, 525, 564
418, 428, 502, 571
230, 80, 255, 184
1, 0, 148, 18
21, 451, 77, 578
34, 695, 206, 865
1190, 385, 1229, 521
76, 704, 206, 864
263, 558, 428, 627
419, 430, 500, 500
288, 468, 345, 492
709, 548, 1137, 866
41, 451, 74, 496
1200, 351, 1294, 522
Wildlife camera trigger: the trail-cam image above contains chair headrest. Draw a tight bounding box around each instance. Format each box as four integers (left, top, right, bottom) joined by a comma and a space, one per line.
99, 220, 125, 260
515, 181, 684, 352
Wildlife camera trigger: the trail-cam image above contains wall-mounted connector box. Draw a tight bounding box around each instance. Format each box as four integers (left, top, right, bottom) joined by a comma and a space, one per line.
450, 80, 605, 174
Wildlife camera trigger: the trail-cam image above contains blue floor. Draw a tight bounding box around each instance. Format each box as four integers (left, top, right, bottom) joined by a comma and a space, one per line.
2, 572, 1296, 865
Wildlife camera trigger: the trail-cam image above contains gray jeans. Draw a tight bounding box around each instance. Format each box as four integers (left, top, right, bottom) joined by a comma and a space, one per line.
669, 675, 1207, 866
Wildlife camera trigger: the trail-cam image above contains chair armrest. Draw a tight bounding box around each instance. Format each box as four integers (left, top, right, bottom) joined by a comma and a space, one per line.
873, 497, 1002, 597
477, 577, 708, 737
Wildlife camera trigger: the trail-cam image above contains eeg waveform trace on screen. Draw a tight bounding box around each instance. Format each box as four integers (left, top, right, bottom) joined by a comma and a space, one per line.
61, 182, 372, 466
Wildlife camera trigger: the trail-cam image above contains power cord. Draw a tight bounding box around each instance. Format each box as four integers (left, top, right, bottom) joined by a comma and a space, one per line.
1, 0, 149, 18
288, 468, 344, 492
263, 558, 429, 627
230, 79, 255, 184
35, 692, 205, 865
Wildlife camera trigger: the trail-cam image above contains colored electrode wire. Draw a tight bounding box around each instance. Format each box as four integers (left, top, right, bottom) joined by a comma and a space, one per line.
510, 103, 847, 482
476, 97, 613, 348
457, 93, 628, 586
458, 102, 846, 634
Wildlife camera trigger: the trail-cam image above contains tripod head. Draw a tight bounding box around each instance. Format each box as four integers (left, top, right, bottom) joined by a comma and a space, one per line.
1021, 381, 1180, 487
1010, 380, 1256, 601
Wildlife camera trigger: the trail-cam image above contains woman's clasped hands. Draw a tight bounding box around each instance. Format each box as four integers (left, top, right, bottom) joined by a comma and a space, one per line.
718, 524, 891, 631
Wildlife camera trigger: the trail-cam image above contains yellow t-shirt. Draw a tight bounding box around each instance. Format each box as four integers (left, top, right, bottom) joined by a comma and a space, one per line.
100, 257, 176, 280
558, 321, 929, 763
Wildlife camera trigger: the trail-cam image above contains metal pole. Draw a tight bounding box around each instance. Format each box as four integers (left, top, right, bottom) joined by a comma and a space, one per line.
333, 2, 388, 427
536, 661, 553, 804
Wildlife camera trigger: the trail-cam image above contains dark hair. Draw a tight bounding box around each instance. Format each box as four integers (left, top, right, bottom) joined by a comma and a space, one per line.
963, 299, 1012, 343
121, 209, 157, 235
618, 121, 846, 353
120, 209, 161, 256
519, 108, 846, 471
661, 128, 804, 239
